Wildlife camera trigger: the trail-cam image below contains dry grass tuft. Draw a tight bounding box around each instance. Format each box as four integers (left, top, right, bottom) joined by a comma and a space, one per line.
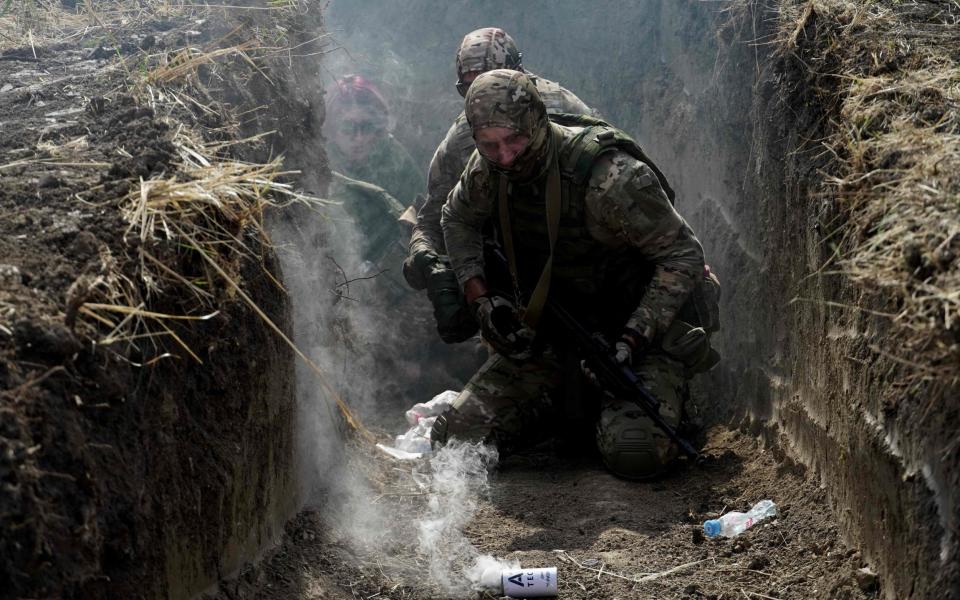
145, 38, 264, 85
775, 0, 960, 379
78, 115, 323, 362
2, 0, 365, 434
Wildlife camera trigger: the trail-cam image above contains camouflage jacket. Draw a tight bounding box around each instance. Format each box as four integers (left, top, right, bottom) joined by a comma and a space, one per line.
409, 74, 594, 258
440, 123, 704, 342
328, 133, 425, 208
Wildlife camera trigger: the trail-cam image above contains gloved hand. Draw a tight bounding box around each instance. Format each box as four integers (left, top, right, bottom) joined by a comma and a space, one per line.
613, 339, 633, 365
402, 249, 439, 291
470, 294, 534, 359
614, 328, 648, 367
426, 266, 478, 343
581, 328, 648, 386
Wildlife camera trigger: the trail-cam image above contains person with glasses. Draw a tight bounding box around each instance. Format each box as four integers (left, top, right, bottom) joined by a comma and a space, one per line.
326, 74, 424, 210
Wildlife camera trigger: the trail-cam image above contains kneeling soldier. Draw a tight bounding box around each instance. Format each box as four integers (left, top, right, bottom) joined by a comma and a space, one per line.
433, 70, 720, 479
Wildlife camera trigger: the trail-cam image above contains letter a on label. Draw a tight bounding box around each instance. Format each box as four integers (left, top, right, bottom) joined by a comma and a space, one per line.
507, 573, 523, 588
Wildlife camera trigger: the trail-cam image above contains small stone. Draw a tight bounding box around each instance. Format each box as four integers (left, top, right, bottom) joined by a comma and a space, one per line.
69, 231, 100, 258
748, 556, 770, 571
0, 264, 21, 288
38, 173, 61, 189
854, 567, 878, 592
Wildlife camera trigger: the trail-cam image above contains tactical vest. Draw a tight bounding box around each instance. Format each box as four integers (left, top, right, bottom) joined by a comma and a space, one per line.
490, 120, 673, 333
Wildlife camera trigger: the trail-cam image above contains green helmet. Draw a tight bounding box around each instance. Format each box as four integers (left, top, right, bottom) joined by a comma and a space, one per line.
455, 27, 523, 97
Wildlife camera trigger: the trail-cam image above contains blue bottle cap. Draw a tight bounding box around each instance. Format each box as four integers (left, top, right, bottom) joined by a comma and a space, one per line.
703, 519, 721, 538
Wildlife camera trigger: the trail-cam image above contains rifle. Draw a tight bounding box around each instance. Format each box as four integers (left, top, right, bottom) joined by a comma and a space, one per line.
544, 299, 700, 460
485, 244, 700, 460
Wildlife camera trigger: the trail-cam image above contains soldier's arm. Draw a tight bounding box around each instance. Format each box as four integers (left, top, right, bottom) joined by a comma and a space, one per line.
585, 151, 704, 342
440, 154, 494, 289
409, 116, 474, 258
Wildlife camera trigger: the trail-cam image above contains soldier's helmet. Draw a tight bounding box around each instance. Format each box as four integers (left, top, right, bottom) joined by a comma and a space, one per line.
464, 70, 551, 181
455, 27, 523, 97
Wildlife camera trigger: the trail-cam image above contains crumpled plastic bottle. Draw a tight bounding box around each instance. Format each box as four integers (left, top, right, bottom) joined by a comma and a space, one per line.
703, 500, 777, 538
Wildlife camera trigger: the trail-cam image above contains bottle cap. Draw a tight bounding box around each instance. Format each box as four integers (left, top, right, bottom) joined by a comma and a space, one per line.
703, 519, 721, 538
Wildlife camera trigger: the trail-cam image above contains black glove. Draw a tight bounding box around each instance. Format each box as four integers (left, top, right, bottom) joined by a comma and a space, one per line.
581, 328, 649, 386
402, 249, 439, 291
470, 294, 534, 359
426, 266, 478, 343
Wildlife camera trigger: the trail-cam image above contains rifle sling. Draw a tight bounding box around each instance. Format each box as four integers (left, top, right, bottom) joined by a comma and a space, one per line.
497, 134, 562, 328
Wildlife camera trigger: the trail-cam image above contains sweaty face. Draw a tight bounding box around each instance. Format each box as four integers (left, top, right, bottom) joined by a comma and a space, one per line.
330, 107, 385, 162
475, 126, 530, 168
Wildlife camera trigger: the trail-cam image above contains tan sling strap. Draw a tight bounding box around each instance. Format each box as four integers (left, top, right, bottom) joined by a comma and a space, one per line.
497, 137, 562, 328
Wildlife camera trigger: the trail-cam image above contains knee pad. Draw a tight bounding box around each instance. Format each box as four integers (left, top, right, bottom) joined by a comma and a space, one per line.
596, 403, 673, 480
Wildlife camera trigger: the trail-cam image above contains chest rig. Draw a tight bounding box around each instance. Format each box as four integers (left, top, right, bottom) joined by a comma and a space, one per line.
491, 117, 674, 333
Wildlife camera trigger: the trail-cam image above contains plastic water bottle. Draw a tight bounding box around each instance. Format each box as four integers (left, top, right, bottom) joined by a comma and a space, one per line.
703, 500, 777, 538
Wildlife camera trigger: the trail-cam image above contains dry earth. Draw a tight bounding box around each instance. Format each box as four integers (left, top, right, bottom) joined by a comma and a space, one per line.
211, 428, 880, 600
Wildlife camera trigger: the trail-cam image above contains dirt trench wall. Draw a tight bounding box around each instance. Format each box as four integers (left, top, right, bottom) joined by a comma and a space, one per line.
0, 8, 330, 597
327, 1, 958, 597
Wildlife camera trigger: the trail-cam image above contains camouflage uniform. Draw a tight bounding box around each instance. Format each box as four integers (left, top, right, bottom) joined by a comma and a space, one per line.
404, 27, 595, 346
408, 75, 594, 259
328, 134, 424, 209
434, 70, 710, 479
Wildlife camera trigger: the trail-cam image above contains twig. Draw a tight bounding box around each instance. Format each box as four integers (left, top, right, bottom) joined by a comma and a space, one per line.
555, 551, 655, 583
635, 559, 705, 583
741, 589, 781, 600
334, 269, 388, 290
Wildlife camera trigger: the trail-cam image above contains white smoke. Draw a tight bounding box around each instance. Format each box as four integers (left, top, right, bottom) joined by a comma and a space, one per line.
415, 441, 520, 596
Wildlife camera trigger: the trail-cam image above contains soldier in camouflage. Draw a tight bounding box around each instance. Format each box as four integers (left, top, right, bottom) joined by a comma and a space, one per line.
431, 70, 719, 479
403, 27, 596, 344
326, 74, 424, 207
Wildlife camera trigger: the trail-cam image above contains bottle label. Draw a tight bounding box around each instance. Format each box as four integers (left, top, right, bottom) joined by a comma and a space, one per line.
502, 567, 558, 597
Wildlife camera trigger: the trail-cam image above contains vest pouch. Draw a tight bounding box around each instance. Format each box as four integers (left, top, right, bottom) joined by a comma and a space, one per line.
661, 319, 720, 374
692, 269, 721, 333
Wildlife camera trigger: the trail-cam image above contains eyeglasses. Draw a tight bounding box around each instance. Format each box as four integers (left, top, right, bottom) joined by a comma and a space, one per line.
456, 80, 471, 98
338, 120, 383, 136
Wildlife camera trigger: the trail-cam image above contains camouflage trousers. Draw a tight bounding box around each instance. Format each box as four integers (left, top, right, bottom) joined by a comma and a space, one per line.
431, 349, 687, 479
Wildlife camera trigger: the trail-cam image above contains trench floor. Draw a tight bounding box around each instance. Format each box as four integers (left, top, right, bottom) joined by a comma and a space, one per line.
208, 427, 879, 600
